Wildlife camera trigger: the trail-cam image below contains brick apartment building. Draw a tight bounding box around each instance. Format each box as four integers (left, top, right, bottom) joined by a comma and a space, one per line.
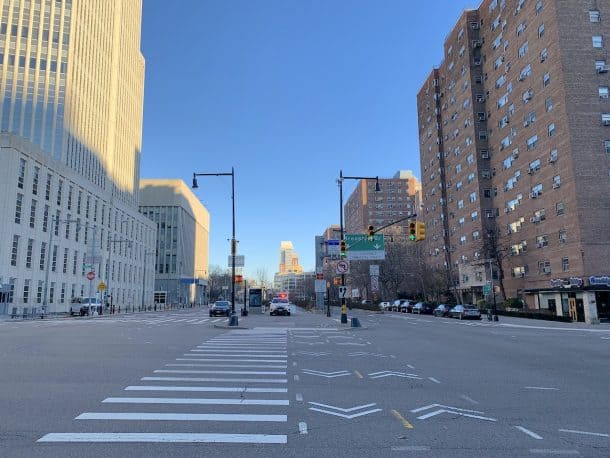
344, 171, 422, 236
417, 0, 610, 323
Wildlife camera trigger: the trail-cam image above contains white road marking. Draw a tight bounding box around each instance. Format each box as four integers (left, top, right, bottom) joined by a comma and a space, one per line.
185, 353, 287, 358
292, 362, 297, 367
558, 429, 609, 438
141, 377, 287, 383
459, 395, 479, 405
525, 386, 559, 391
166, 363, 286, 368
516, 426, 543, 440
299, 421, 308, 434
154, 370, 287, 375
102, 397, 289, 406
125, 385, 287, 393
294, 375, 300, 381
296, 393, 303, 401
391, 446, 431, 452
179, 357, 287, 363
406, 364, 415, 369
428, 377, 441, 384
529, 449, 580, 455
195, 348, 287, 353
38, 433, 287, 444
76, 412, 287, 422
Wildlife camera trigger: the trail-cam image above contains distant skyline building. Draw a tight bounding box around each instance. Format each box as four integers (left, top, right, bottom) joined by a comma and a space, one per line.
0, 0, 156, 315
344, 170, 422, 236
278, 241, 303, 274
139, 179, 210, 306
417, 0, 610, 323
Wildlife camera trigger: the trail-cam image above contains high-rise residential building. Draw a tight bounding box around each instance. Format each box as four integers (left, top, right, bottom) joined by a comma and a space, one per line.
139, 179, 210, 306
417, 0, 610, 323
0, 0, 156, 315
344, 171, 421, 236
278, 241, 303, 274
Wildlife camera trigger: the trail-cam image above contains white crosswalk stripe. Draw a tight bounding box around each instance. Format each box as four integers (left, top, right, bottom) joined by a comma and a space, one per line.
38, 330, 290, 446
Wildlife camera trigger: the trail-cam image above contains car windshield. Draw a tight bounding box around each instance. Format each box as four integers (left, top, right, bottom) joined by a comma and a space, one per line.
214, 302, 230, 308
464, 305, 478, 310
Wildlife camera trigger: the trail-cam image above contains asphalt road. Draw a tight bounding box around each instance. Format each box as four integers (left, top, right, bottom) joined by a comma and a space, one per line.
1, 307, 609, 457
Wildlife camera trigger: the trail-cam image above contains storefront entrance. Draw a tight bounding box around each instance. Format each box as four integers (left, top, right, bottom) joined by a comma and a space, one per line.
596, 291, 610, 322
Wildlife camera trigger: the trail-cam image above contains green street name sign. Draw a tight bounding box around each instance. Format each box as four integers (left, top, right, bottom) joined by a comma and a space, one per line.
345, 234, 385, 260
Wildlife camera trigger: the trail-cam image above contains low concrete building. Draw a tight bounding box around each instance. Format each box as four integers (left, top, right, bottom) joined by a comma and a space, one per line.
139, 179, 210, 306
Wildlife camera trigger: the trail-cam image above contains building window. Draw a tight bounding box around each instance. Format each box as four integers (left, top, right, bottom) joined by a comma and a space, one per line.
538, 260, 551, 274
18, 158, 26, 189
457, 199, 464, 209
558, 229, 567, 244
26, 239, 33, 268
545, 96, 554, 112
42, 205, 49, 232
15, 193, 23, 224
596, 60, 608, 72
472, 231, 480, 240
556, 202, 565, 215
45, 174, 52, 201
562, 257, 570, 271
603, 114, 610, 125
540, 48, 548, 62
549, 149, 558, 162
593, 36, 604, 48
40, 242, 47, 271
10, 235, 19, 266
542, 73, 550, 87
538, 24, 545, 38
589, 10, 601, 23
605, 140, 610, 154
36, 281, 43, 304
600, 87, 609, 99
536, 0, 543, 15
32, 166, 40, 195
67, 186, 73, 210
553, 175, 561, 188
63, 248, 69, 274
23, 280, 30, 304
469, 192, 477, 203
527, 135, 539, 150
51, 245, 58, 272
471, 211, 478, 221
548, 123, 556, 136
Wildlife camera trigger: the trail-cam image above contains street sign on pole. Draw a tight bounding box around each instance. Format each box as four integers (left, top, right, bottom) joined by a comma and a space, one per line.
345, 234, 385, 260
86, 271, 95, 281
336, 260, 350, 274
327, 239, 340, 257
371, 276, 379, 292
369, 265, 380, 276
338, 286, 348, 298
228, 255, 245, 267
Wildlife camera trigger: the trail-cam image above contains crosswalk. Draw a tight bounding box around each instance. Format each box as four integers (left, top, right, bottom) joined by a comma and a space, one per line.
0, 313, 226, 328
38, 329, 290, 446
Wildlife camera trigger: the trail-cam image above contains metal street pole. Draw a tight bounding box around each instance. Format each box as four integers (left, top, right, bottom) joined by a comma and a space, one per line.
40, 215, 55, 318
88, 224, 97, 314
338, 171, 347, 324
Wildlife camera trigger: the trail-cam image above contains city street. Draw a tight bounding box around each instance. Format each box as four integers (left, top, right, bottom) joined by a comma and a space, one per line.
1, 308, 609, 457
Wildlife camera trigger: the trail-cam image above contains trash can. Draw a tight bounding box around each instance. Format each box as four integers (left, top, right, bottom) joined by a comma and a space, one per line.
350, 317, 361, 328
229, 314, 239, 326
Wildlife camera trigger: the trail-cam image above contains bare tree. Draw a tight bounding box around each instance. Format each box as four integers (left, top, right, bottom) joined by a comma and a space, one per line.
486, 228, 509, 300
208, 265, 232, 302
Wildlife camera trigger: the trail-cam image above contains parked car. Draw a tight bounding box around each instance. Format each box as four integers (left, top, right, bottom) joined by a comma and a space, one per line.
379, 301, 391, 311
449, 304, 482, 320
400, 300, 415, 313
412, 302, 434, 314
391, 300, 402, 312
433, 304, 452, 317
70, 297, 102, 316
210, 300, 232, 317
270, 297, 291, 316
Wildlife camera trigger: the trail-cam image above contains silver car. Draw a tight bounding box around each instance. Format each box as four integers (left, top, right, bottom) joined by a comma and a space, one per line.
449, 304, 482, 320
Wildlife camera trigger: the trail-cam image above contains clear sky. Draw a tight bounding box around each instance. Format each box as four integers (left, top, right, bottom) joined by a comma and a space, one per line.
140, 0, 478, 278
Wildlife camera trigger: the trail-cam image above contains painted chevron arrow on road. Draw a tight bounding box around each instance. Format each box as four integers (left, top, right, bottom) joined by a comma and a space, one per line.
410, 404, 496, 422
368, 371, 421, 379
297, 351, 331, 356
308, 402, 382, 419
348, 352, 388, 357
301, 369, 351, 378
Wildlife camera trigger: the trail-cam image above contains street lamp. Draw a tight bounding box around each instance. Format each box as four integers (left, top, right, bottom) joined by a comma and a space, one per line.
337, 170, 381, 324
192, 167, 238, 321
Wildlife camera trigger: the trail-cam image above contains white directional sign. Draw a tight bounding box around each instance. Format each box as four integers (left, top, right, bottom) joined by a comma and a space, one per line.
369, 265, 380, 276
338, 286, 348, 298
327, 239, 340, 257
410, 404, 497, 422
301, 369, 351, 378
228, 255, 245, 267
336, 260, 350, 274
308, 402, 382, 419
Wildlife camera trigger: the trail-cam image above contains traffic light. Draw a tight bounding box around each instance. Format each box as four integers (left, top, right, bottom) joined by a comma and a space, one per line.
367, 225, 374, 239
408, 222, 416, 241
340, 239, 347, 256
415, 221, 426, 241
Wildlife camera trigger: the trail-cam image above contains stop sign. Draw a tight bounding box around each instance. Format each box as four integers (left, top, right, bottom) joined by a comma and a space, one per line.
86, 271, 95, 281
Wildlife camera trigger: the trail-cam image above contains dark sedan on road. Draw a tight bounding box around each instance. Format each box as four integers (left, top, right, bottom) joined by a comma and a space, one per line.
449, 304, 482, 320
209, 301, 231, 317
433, 304, 452, 317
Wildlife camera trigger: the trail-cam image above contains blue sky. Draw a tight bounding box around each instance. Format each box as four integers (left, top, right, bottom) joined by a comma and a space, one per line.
140, 0, 478, 278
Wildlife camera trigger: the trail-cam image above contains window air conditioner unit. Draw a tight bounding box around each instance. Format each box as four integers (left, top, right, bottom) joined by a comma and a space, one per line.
542, 267, 551, 274
553, 183, 560, 189
518, 272, 525, 278
473, 59, 482, 66
530, 191, 540, 198
472, 39, 482, 48
548, 156, 557, 163
603, 118, 610, 126
527, 167, 534, 174
597, 65, 610, 73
